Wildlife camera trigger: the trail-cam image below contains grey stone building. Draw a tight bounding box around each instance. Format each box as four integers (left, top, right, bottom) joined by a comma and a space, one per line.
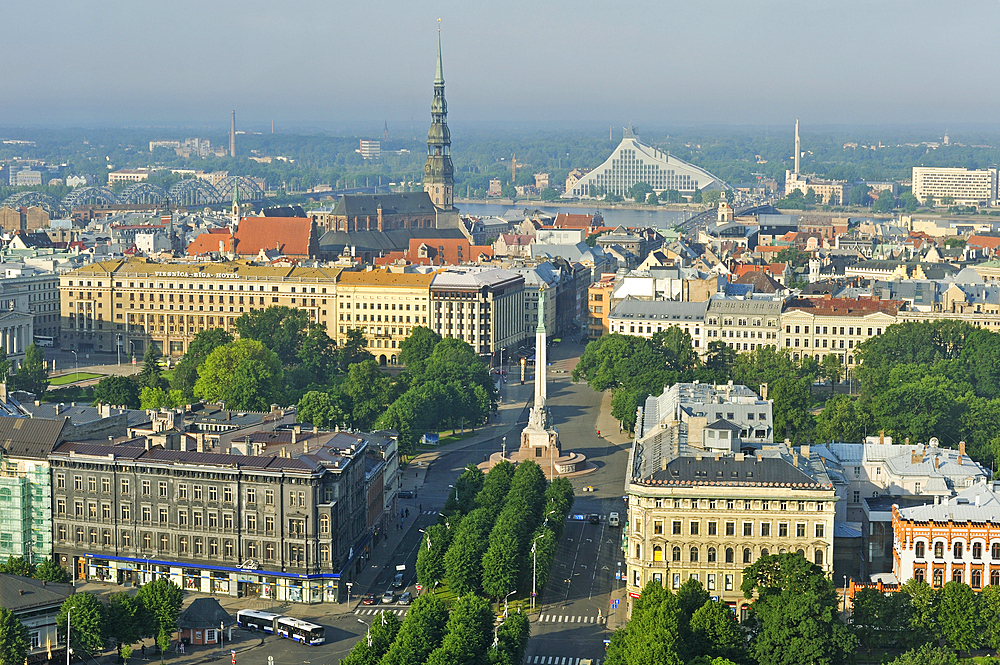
49, 431, 373, 604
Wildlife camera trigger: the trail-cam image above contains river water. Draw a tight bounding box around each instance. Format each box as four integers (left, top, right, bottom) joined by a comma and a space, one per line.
459, 202, 694, 230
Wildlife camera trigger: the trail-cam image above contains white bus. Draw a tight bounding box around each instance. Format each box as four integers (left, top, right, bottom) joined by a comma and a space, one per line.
32, 335, 54, 348
235, 610, 282, 634
275, 617, 325, 645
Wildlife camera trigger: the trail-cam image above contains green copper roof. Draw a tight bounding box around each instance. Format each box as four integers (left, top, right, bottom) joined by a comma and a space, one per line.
435, 29, 444, 85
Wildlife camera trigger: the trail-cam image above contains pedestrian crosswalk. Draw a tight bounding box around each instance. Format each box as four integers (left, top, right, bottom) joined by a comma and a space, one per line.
536, 614, 603, 624
526, 657, 600, 665
355, 608, 408, 616
421, 511, 438, 516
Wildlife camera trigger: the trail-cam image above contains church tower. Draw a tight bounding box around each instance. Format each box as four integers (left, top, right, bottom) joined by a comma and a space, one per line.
423, 26, 454, 211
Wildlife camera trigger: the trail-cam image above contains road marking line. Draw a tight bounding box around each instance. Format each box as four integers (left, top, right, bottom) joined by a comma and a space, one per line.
558, 615, 565, 622
354, 610, 360, 614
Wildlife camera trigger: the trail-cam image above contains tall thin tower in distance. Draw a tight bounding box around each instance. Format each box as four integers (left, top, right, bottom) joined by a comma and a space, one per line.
794, 118, 800, 175
230, 111, 236, 158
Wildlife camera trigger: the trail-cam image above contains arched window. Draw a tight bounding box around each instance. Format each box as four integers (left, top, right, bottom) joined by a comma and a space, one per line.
992, 570, 1000, 586
707, 547, 717, 563
671, 546, 680, 562
815, 549, 824, 565
915, 541, 925, 559
761, 548, 769, 557
954, 542, 964, 560
690, 547, 699, 563
934, 542, 944, 559
319, 515, 330, 534
974, 543, 983, 560
635, 543, 641, 559
973, 570, 983, 588
915, 568, 925, 583
932, 569, 943, 587
725, 547, 734, 564
743, 548, 752, 564
953, 569, 963, 583
796, 549, 805, 557
653, 545, 664, 562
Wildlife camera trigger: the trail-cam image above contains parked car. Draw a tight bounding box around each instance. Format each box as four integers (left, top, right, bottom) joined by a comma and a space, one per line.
399, 591, 412, 605
362, 593, 377, 605
382, 591, 395, 604
398, 490, 415, 499
393, 573, 405, 588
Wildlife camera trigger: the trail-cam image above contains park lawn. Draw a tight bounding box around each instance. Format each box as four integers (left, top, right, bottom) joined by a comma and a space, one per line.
49, 372, 103, 386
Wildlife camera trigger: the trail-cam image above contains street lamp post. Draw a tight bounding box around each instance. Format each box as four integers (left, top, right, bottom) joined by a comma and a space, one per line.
357, 619, 371, 647
219, 621, 224, 657
502, 436, 506, 460
70, 350, 78, 384
116, 334, 122, 366
66, 608, 70, 665
531, 532, 546, 610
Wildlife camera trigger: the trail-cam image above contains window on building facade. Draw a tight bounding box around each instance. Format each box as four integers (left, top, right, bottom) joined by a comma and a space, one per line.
743, 548, 752, 564
915, 541, 925, 559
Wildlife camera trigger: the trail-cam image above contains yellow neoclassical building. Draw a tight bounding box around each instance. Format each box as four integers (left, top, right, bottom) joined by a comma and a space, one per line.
335, 270, 434, 363
60, 259, 341, 357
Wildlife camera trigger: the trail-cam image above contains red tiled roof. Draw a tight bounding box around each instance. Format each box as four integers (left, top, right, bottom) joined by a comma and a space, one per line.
784, 296, 903, 317
187, 232, 233, 255
554, 213, 597, 229
234, 217, 314, 257
968, 235, 1000, 250
406, 237, 471, 265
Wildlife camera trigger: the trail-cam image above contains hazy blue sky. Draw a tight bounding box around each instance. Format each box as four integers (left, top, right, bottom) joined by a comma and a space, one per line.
4, 0, 999, 130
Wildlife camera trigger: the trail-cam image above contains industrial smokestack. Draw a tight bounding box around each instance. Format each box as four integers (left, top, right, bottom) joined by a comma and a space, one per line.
230, 110, 236, 157
794, 118, 800, 175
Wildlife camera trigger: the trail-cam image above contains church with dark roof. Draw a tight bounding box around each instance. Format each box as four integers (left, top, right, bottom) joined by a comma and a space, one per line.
315, 31, 462, 261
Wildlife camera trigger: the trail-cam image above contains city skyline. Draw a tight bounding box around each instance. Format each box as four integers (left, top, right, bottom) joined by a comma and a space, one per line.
4, 0, 1000, 128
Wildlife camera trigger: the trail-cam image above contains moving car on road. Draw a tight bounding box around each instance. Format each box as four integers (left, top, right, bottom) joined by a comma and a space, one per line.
382, 591, 395, 604
399, 591, 412, 605
362, 593, 377, 605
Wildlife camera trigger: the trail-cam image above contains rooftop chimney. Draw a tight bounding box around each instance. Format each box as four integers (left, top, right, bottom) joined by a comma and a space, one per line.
960, 441, 967, 457
934, 457, 940, 470
880, 430, 885, 445
800, 444, 810, 458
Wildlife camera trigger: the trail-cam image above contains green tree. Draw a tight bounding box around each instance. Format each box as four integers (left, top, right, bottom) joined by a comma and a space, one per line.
605, 581, 683, 665
741, 553, 853, 665
139, 386, 185, 410
0, 607, 28, 665
136, 344, 167, 391
0, 555, 34, 577
540, 187, 560, 202
689, 600, 748, 664
342, 610, 401, 665
10, 343, 49, 396
774, 246, 811, 269
704, 340, 738, 381
872, 190, 897, 213
297, 390, 350, 429
646, 192, 659, 205
339, 328, 374, 371
234, 306, 311, 366
398, 327, 442, 376
481, 521, 521, 604
194, 339, 284, 410
0, 348, 10, 385
900, 192, 919, 212
135, 578, 183, 642
630, 182, 653, 203
899, 578, 938, 646
444, 507, 493, 595
819, 353, 843, 391
849, 184, 871, 206
343, 359, 395, 430
888, 643, 958, 665
379, 592, 449, 665
34, 557, 71, 583
105, 592, 144, 646
415, 523, 450, 590
423, 595, 494, 665
500, 184, 516, 199
93, 375, 140, 409
677, 577, 711, 619
979, 585, 1000, 649
57, 593, 106, 658
935, 581, 980, 653
121, 644, 133, 665
490, 610, 530, 665
851, 586, 915, 652
171, 328, 233, 398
